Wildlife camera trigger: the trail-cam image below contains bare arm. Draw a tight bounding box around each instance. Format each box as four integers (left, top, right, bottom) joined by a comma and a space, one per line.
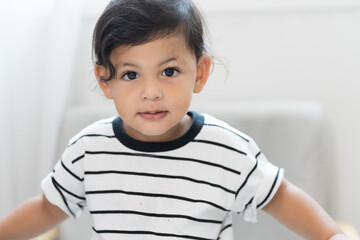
263, 179, 351, 240
0, 193, 68, 240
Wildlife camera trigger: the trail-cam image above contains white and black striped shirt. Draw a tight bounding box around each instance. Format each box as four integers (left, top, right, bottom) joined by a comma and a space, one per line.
42, 111, 283, 240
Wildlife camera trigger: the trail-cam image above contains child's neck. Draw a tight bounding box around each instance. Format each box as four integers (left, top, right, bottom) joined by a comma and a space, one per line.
123, 114, 193, 143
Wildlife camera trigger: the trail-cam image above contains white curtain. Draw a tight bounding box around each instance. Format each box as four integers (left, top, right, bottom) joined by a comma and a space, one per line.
36, 0, 83, 184
0, 48, 13, 211
0, 0, 83, 214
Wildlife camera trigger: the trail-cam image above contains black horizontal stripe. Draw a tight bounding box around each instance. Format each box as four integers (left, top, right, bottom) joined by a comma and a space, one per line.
85, 189, 229, 212
85, 151, 240, 175
235, 152, 261, 197
257, 168, 281, 209
71, 154, 85, 164
90, 210, 222, 224
240, 197, 254, 214
85, 170, 235, 194
77, 203, 85, 209
92, 227, 215, 240
203, 123, 249, 142
219, 224, 232, 234
68, 134, 116, 147
61, 159, 83, 181
191, 139, 246, 156
217, 224, 232, 239
237, 197, 254, 214
100, 121, 113, 124
52, 177, 86, 200
51, 176, 75, 218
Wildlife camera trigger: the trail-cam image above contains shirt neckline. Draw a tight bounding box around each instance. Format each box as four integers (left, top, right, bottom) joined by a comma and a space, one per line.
112, 111, 204, 152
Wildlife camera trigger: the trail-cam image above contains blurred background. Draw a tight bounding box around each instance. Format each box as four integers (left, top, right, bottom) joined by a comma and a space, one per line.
0, 0, 359, 235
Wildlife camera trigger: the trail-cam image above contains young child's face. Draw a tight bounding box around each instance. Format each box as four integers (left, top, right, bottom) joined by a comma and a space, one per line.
96, 35, 211, 142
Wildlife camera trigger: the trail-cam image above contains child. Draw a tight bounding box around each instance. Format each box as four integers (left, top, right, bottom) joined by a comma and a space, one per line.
0, 0, 352, 239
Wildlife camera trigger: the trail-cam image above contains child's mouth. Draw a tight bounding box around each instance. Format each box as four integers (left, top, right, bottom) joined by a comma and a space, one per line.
138, 111, 168, 120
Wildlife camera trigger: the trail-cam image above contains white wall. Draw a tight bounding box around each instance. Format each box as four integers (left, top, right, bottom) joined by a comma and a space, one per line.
0, 4, 50, 209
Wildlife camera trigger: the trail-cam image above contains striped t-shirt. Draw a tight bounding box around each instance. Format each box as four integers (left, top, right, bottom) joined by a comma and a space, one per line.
42, 111, 283, 240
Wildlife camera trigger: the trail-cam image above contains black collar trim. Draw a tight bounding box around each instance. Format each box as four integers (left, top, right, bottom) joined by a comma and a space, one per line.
112, 111, 204, 152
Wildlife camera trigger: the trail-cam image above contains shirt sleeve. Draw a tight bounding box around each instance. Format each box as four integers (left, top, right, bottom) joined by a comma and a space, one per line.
232, 138, 284, 222
41, 137, 86, 218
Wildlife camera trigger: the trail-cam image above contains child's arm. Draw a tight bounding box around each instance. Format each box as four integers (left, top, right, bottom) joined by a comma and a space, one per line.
0, 193, 68, 240
263, 179, 350, 240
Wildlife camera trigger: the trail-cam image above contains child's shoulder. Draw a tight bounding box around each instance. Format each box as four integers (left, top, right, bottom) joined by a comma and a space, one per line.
67, 116, 117, 146
199, 112, 263, 157
200, 112, 252, 144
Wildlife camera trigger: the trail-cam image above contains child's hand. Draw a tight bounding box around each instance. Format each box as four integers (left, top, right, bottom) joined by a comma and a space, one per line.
329, 233, 354, 240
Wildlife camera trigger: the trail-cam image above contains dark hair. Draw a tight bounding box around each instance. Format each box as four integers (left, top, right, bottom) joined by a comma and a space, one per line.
92, 0, 209, 81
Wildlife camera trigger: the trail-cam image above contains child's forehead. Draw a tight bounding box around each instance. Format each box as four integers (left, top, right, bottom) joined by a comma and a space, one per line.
109, 35, 195, 63
115, 34, 188, 51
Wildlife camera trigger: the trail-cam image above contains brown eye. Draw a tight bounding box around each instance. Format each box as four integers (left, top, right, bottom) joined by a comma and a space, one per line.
162, 68, 179, 77
122, 71, 139, 80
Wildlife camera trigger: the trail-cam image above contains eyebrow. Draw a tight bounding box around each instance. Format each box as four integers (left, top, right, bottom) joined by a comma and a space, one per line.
116, 57, 182, 69
160, 57, 178, 65
121, 62, 139, 68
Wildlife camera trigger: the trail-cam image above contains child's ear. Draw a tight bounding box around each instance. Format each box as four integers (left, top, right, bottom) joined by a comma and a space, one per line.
193, 54, 212, 93
94, 64, 113, 99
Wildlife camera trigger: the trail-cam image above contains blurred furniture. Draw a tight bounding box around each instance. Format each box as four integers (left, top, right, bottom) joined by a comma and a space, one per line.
337, 222, 360, 240
54, 100, 337, 239
31, 228, 59, 240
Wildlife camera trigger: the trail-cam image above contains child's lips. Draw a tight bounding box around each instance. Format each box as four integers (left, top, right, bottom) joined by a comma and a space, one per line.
138, 111, 168, 120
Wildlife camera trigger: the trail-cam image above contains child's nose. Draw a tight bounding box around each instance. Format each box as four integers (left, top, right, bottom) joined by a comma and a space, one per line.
141, 77, 164, 101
